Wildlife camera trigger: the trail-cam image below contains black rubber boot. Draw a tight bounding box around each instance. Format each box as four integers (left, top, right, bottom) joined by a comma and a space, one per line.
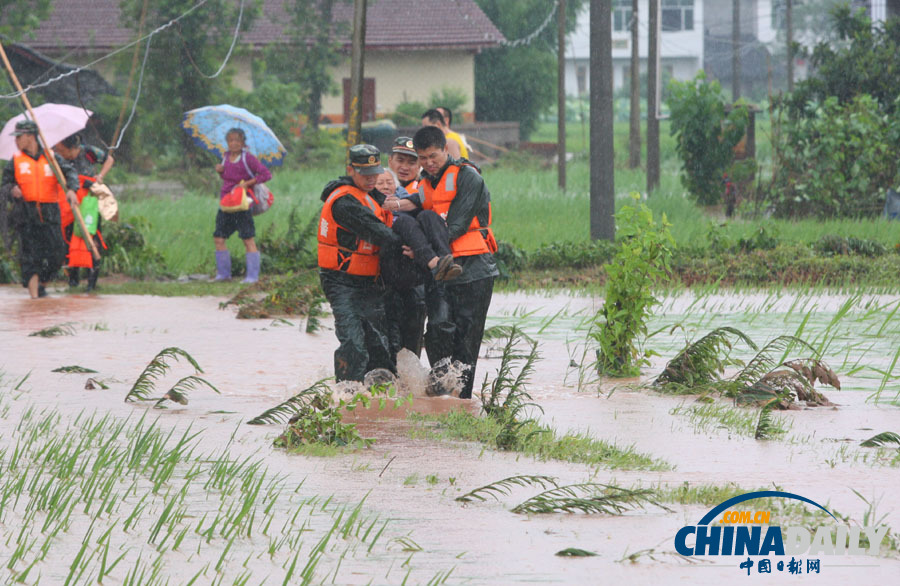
67, 268, 80, 288
86, 268, 100, 292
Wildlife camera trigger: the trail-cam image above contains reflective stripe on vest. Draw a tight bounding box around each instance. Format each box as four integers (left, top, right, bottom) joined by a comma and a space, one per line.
13, 152, 59, 203
421, 164, 496, 257
404, 179, 418, 195
317, 184, 391, 276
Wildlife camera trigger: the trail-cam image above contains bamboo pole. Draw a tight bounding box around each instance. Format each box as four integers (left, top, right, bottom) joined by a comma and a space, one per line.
0, 41, 100, 261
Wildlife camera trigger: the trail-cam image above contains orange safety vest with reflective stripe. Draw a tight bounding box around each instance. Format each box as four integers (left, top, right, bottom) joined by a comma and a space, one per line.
420, 163, 496, 257
404, 180, 418, 195
318, 184, 393, 276
13, 152, 59, 203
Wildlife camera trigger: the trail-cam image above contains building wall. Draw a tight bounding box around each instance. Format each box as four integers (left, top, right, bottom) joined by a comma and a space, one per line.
566, 0, 705, 95
321, 50, 475, 120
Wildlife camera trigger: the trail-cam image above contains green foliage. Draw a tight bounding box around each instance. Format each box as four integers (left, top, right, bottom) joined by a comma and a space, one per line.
428, 86, 468, 114
667, 73, 748, 205
814, 234, 888, 257
262, 0, 348, 130
654, 327, 758, 393
769, 95, 900, 218
29, 323, 76, 338
246, 380, 332, 425
592, 194, 674, 376
529, 240, 617, 270
455, 475, 558, 503
52, 366, 98, 374
785, 5, 900, 116
102, 217, 170, 279
118, 0, 257, 169
255, 207, 318, 274
860, 432, 900, 448
218, 79, 303, 147
392, 100, 428, 127
221, 270, 322, 319
0, 0, 51, 39
510, 483, 665, 515
154, 375, 220, 408
125, 347, 203, 403
473, 0, 587, 139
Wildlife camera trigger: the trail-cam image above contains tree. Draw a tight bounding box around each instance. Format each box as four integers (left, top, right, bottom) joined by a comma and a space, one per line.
0, 0, 52, 40
117, 0, 257, 168
473, 0, 586, 139
263, 0, 348, 131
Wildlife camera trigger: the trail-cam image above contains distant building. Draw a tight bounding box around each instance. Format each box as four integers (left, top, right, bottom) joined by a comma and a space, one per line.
565, 0, 705, 96
16, 0, 504, 122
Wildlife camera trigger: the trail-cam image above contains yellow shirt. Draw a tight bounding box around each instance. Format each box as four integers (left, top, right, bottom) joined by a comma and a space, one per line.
445, 130, 469, 159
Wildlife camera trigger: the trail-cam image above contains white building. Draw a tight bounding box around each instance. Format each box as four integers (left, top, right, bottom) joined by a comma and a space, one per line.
565, 0, 705, 96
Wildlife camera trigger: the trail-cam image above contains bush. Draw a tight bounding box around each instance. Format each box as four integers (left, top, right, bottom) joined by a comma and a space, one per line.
529, 240, 617, 270
667, 73, 748, 205
102, 217, 169, 279
768, 95, 900, 218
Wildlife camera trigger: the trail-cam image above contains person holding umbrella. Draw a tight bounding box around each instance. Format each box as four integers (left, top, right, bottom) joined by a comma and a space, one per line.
0, 120, 79, 298
213, 127, 271, 283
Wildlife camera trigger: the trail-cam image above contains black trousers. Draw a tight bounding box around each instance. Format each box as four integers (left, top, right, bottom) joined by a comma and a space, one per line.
320, 272, 395, 382
425, 276, 495, 399
17, 201, 65, 286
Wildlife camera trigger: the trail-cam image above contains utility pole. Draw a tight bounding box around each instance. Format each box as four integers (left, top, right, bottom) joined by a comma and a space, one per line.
590, 0, 615, 241
732, 0, 741, 101
557, 0, 566, 190
347, 0, 367, 146
786, 0, 794, 92
628, 0, 640, 169
647, 0, 660, 193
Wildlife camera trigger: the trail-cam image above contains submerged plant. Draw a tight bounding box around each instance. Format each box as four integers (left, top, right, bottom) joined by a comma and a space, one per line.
654, 327, 757, 393
29, 323, 76, 337
860, 432, 900, 448
592, 194, 674, 377
154, 376, 220, 408
479, 326, 543, 450
124, 347, 203, 403
52, 365, 98, 373
455, 475, 558, 503
556, 548, 598, 557
246, 380, 332, 425
511, 483, 667, 515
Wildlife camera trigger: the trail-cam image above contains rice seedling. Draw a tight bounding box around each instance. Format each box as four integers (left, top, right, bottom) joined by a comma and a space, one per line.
860, 432, 900, 448
52, 365, 99, 373
124, 347, 203, 403
29, 322, 77, 337
154, 375, 220, 407
84, 377, 110, 390
510, 483, 668, 515
754, 399, 785, 440
455, 475, 558, 503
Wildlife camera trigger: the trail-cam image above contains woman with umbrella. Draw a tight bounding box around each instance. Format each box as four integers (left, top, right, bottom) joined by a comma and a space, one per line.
213, 127, 271, 283
182, 105, 283, 284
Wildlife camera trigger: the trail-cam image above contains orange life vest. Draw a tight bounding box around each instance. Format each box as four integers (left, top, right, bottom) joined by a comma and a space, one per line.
13, 152, 59, 203
404, 179, 418, 195
67, 232, 107, 269
420, 163, 497, 257
318, 184, 393, 277
59, 174, 94, 228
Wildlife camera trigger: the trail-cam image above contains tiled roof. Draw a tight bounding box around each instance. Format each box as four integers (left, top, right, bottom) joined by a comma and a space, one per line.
21, 0, 505, 53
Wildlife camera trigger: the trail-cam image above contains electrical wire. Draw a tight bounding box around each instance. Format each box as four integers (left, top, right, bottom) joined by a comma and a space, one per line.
0, 0, 213, 99
500, 0, 559, 47
177, 0, 245, 78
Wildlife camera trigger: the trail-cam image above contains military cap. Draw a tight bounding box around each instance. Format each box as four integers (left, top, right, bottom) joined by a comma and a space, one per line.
391, 136, 417, 157
348, 144, 384, 175
11, 120, 38, 136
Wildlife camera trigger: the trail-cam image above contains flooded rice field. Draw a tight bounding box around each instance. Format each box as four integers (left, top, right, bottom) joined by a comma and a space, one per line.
1, 285, 899, 584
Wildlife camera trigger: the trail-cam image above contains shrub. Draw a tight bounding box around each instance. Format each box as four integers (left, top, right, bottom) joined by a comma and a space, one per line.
768, 95, 900, 218
667, 73, 748, 205
592, 194, 674, 377
102, 217, 169, 279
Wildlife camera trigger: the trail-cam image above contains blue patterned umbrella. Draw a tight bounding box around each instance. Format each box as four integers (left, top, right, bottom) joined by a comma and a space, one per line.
182, 104, 286, 167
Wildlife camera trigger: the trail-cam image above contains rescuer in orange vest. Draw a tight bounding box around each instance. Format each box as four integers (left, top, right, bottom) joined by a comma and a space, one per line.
1, 120, 80, 298
387, 126, 498, 398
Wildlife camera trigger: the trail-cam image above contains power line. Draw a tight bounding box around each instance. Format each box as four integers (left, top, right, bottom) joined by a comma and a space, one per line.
0, 0, 213, 99
500, 0, 559, 47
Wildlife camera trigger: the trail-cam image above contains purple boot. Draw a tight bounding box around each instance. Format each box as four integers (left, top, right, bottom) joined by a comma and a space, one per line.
242, 251, 260, 284
214, 250, 232, 281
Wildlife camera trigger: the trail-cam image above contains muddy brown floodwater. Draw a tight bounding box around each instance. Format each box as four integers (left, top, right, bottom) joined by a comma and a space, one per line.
1, 285, 899, 584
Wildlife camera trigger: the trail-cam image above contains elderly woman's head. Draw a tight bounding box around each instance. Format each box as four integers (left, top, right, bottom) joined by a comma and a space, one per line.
375, 168, 398, 195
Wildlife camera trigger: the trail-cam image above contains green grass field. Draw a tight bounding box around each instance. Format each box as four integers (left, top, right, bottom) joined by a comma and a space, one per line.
116, 120, 900, 277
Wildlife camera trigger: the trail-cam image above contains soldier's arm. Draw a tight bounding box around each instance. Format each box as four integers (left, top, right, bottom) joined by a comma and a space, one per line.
54, 154, 80, 191
445, 166, 488, 240
0, 159, 16, 199
332, 195, 401, 249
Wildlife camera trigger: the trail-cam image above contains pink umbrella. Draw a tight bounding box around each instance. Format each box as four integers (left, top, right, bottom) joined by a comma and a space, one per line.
0, 103, 93, 160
